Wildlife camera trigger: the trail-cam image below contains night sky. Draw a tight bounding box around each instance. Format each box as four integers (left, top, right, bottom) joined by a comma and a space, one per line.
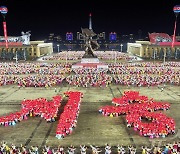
0, 0, 179, 40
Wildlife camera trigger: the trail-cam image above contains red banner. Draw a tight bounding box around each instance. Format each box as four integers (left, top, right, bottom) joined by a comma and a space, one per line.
3, 21, 8, 48
0, 42, 23, 46
159, 42, 180, 46
172, 19, 177, 48
148, 33, 172, 45
0, 6, 8, 14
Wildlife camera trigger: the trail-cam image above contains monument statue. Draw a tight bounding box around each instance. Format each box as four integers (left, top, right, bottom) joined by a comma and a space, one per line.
81, 28, 100, 58
21, 31, 31, 45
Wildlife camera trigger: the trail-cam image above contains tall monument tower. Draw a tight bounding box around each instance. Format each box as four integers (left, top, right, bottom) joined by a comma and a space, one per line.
89, 13, 92, 30
72, 12, 108, 69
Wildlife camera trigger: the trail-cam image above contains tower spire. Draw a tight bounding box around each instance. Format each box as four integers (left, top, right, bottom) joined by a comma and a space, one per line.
89, 13, 92, 30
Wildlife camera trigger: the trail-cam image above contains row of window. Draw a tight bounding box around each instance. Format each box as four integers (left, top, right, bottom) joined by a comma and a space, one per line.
0, 48, 37, 52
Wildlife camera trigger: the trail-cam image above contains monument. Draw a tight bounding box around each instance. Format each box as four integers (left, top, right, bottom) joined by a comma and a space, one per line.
80, 28, 100, 63
72, 28, 108, 69
72, 14, 108, 69
81, 28, 99, 58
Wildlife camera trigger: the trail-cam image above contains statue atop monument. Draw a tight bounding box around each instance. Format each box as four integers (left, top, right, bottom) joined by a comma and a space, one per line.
81, 28, 100, 58
21, 31, 31, 45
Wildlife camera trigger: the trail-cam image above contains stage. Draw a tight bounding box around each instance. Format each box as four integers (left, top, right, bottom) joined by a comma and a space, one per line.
72, 58, 108, 69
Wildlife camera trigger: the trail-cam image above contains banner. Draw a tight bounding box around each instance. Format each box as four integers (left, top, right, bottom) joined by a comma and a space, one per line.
0, 42, 23, 46
172, 20, 177, 48
0, 31, 31, 46
0, 6, 8, 14
148, 33, 172, 45
3, 21, 8, 48
173, 5, 180, 13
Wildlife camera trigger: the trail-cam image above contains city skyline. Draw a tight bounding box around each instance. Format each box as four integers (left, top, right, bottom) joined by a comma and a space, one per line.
0, 0, 179, 40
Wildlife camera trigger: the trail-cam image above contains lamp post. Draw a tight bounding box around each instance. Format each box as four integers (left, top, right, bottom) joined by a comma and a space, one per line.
23, 49, 26, 61
172, 5, 180, 48
114, 51, 117, 63
0, 6, 8, 49
57, 44, 60, 53
120, 44, 123, 52
163, 50, 166, 64
175, 48, 178, 59
15, 50, 18, 64
153, 49, 156, 62
66, 50, 68, 64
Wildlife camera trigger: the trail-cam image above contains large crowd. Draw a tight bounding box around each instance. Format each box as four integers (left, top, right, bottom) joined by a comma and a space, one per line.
0, 62, 71, 87
42, 51, 134, 61
0, 91, 83, 140
99, 91, 175, 139
0, 59, 180, 153
0, 95, 62, 126
42, 51, 85, 61
1, 61, 179, 88
56, 91, 83, 139
110, 62, 180, 86
0, 141, 179, 153
66, 68, 112, 87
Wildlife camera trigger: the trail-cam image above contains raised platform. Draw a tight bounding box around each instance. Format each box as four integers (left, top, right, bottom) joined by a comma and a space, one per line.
72, 58, 108, 69
81, 58, 99, 63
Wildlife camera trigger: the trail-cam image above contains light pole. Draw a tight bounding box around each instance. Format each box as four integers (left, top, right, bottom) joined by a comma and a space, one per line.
0, 6, 8, 49
120, 44, 123, 52
114, 51, 117, 63
15, 50, 18, 64
66, 50, 68, 64
163, 50, 166, 64
23, 49, 26, 61
57, 44, 60, 53
172, 5, 180, 48
175, 48, 178, 59
111, 49, 114, 60
153, 49, 156, 62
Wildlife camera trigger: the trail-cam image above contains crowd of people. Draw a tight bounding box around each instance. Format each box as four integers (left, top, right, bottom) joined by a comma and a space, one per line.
56, 91, 83, 139
0, 57, 179, 153
15, 75, 65, 88
0, 95, 62, 126
42, 51, 85, 61
42, 51, 134, 61
66, 68, 112, 87
0, 91, 83, 140
0, 61, 180, 87
0, 62, 72, 87
0, 62, 72, 75
99, 91, 176, 139
93, 51, 133, 60
0, 141, 180, 153
110, 62, 180, 86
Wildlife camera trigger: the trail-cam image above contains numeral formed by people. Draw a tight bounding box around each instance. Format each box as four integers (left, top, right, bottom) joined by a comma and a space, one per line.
0, 91, 176, 139
99, 91, 176, 138
0, 91, 83, 139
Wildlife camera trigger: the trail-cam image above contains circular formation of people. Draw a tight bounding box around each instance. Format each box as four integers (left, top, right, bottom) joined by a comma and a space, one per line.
0, 61, 179, 88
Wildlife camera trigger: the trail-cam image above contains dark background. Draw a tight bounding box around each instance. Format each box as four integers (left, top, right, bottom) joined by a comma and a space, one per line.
0, 0, 179, 40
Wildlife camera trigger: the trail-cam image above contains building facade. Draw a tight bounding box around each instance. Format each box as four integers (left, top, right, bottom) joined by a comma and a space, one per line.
0, 41, 53, 60
127, 41, 180, 59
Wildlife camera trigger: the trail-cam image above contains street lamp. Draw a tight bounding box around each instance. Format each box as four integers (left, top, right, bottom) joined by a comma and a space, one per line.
153, 49, 156, 62
57, 44, 60, 53
23, 49, 26, 61
114, 51, 117, 63
66, 49, 69, 64
0, 6, 8, 49
120, 44, 123, 52
163, 50, 166, 64
15, 50, 18, 64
